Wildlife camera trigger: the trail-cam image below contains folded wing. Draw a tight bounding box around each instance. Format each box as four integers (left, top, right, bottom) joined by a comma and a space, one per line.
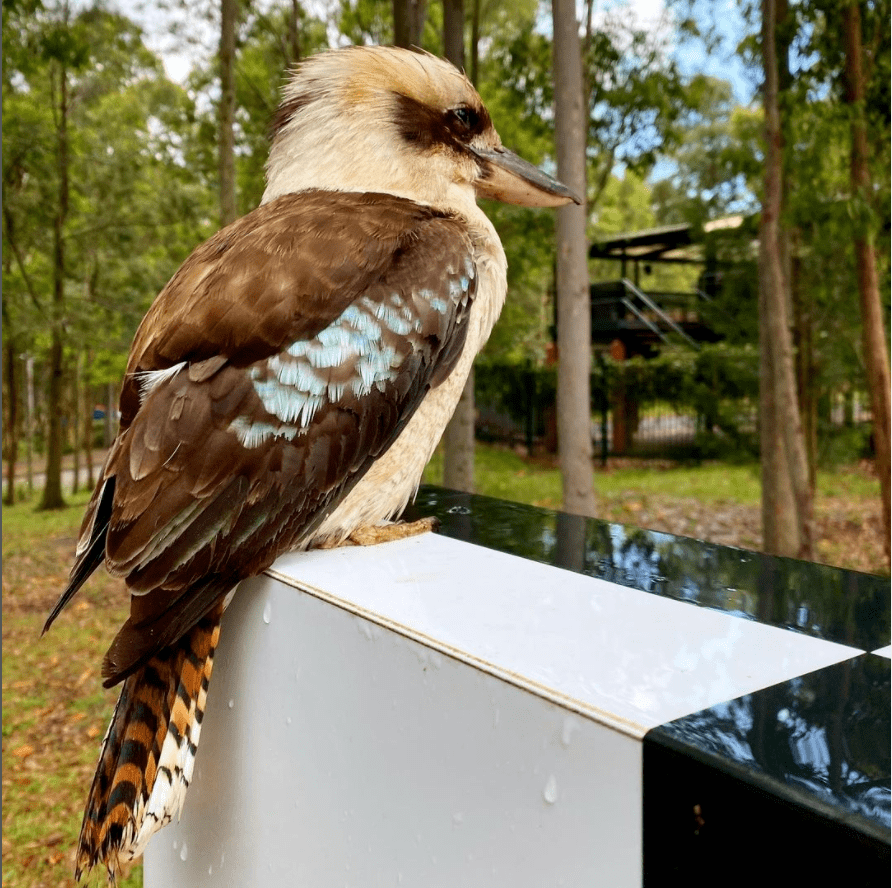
45, 190, 478, 685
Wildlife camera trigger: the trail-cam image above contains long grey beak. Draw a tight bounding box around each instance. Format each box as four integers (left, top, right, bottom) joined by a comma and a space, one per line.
472, 146, 581, 208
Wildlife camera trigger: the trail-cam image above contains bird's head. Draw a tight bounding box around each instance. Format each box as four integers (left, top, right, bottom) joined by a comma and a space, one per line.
263, 45, 579, 214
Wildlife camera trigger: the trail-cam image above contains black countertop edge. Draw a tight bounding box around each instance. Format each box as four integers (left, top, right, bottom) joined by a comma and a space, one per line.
405, 485, 891, 652
644, 653, 891, 841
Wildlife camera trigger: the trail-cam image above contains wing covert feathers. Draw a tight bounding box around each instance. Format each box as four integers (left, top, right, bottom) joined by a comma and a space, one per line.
75, 602, 224, 883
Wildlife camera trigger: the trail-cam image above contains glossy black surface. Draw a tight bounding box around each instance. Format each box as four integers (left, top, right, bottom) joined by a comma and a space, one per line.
646, 654, 890, 834
406, 487, 891, 866
404, 486, 891, 653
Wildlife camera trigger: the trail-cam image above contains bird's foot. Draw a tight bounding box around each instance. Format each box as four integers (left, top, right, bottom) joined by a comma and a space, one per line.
318, 517, 440, 549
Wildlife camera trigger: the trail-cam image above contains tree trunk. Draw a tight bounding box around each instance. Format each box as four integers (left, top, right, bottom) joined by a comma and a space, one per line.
393, 0, 428, 48
71, 352, 81, 494
82, 355, 95, 492
104, 382, 116, 447
219, 0, 238, 227
552, 0, 597, 517
791, 232, 817, 493
40, 61, 69, 510
24, 355, 35, 496
469, 0, 480, 86
841, 0, 891, 563
759, 264, 799, 552
443, 0, 464, 67
3, 335, 18, 505
443, 368, 475, 492
440, 0, 475, 493
758, 0, 813, 557
286, 0, 302, 65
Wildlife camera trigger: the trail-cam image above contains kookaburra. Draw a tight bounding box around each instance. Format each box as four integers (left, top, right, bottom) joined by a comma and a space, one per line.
44, 45, 577, 881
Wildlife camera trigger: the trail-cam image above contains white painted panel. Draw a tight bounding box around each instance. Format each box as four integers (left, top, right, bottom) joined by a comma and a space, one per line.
147, 575, 641, 887
268, 533, 861, 734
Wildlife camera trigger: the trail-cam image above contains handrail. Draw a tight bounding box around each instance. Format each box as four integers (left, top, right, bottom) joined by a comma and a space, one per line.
620, 278, 699, 349
619, 296, 670, 343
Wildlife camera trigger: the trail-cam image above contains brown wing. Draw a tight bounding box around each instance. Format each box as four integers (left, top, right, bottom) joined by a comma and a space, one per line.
45, 190, 478, 685
118, 190, 459, 429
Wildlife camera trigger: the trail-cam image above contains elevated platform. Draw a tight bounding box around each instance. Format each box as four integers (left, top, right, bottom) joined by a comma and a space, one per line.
146, 487, 890, 886
589, 278, 722, 354
587, 217, 748, 354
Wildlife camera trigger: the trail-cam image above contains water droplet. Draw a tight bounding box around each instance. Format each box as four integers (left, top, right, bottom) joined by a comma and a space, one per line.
208, 866, 213, 876
262, 601, 272, 624
561, 716, 578, 748
452, 812, 464, 826
543, 775, 558, 804
179, 842, 188, 861
172, 840, 178, 850
228, 699, 234, 709
286, 716, 292, 725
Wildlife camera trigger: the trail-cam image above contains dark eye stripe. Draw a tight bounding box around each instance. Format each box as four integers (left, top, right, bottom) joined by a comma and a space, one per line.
392, 93, 490, 150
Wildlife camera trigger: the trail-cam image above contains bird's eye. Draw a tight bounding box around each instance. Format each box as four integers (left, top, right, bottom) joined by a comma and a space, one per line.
450, 106, 480, 135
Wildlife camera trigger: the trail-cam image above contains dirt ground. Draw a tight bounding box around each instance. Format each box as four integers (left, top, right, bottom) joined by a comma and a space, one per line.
603, 484, 887, 576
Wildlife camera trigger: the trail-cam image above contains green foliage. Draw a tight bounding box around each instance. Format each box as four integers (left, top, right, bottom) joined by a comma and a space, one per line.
422, 438, 858, 508
478, 343, 761, 457
3, 1, 215, 389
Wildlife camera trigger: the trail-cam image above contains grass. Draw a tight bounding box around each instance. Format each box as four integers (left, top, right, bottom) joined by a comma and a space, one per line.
424, 441, 876, 509
2, 491, 142, 888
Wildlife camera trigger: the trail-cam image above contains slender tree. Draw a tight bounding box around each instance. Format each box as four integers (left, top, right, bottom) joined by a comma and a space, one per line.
219, 0, 238, 227
758, 0, 814, 557
841, 0, 890, 560
41, 32, 73, 510
287, 0, 303, 64
552, 0, 596, 516
393, 0, 428, 47
441, 0, 475, 493
2, 322, 18, 505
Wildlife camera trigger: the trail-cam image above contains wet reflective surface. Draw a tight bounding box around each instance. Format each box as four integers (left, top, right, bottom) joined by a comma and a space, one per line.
405, 487, 891, 862
404, 486, 890, 652
647, 654, 890, 832
643, 655, 891, 883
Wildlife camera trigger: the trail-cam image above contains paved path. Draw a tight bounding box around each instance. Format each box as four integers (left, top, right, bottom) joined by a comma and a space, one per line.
3, 449, 110, 499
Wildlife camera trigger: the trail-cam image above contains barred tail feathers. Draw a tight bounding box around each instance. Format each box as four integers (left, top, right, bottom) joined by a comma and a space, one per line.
76, 603, 224, 882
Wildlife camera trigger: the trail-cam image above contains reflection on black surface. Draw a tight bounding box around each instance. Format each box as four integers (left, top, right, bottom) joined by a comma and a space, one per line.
648, 655, 891, 835
403, 486, 891, 652
405, 487, 891, 855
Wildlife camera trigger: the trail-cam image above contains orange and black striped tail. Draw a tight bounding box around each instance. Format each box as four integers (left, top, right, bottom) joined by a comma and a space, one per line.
76, 603, 224, 884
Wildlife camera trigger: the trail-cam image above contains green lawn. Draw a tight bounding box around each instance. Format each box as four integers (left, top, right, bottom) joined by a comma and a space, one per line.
424, 441, 874, 509
2, 491, 143, 888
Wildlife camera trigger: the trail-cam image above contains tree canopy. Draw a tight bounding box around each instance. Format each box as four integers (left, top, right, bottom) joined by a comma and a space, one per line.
2, 0, 887, 555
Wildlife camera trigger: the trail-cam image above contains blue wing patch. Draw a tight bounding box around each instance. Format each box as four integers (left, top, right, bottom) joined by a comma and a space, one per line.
228, 263, 475, 449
